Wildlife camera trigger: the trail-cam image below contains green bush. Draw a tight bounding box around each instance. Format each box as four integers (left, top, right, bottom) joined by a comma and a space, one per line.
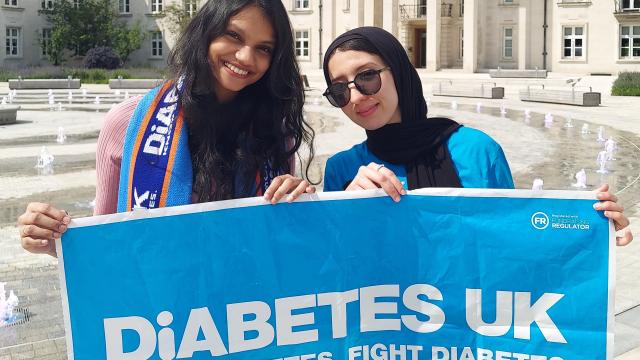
612, 71, 640, 96
0, 66, 165, 84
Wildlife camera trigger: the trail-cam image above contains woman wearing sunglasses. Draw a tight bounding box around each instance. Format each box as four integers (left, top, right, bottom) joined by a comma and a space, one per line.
321, 27, 632, 246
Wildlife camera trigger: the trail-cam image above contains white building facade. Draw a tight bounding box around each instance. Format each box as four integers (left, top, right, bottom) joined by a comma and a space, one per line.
2, 0, 640, 74
0, 0, 190, 68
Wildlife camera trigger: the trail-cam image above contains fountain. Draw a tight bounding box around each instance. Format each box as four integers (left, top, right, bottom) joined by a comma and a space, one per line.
94, 96, 101, 112
596, 150, 608, 174
115, 90, 121, 99
571, 169, 587, 189
56, 127, 67, 144
605, 137, 617, 161
125, 90, 130, 99
82, 88, 87, 99
581, 123, 590, 134
476, 102, 482, 113
597, 126, 605, 142
451, 101, 457, 110
67, 91, 73, 103
47, 89, 53, 96
544, 113, 553, 128
48, 95, 55, 111
524, 108, 531, 118
564, 117, 574, 128
35, 146, 55, 170
426, 97, 431, 107
532, 178, 544, 190
1, 97, 6, 107
499, 104, 507, 117
0, 282, 19, 327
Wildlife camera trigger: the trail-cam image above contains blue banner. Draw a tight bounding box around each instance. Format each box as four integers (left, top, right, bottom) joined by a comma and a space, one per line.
57, 189, 614, 360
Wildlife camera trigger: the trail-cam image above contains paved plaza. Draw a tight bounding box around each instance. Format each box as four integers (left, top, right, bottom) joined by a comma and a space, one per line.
0, 71, 639, 359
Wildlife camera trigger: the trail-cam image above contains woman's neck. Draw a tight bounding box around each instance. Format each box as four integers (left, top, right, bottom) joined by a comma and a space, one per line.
213, 83, 237, 103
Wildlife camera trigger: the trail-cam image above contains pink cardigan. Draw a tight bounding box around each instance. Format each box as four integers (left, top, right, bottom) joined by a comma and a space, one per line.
94, 96, 142, 215
93, 96, 296, 215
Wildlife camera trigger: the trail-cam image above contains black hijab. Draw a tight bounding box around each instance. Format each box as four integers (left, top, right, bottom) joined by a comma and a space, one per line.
323, 27, 462, 189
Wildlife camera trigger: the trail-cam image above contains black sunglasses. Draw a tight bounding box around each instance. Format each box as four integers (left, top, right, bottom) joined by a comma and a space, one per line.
323, 67, 390, 108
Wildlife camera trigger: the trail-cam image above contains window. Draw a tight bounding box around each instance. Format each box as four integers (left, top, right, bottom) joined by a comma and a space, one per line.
503, 27, 513, 58
73, 0, 80, 8
294, 0, 310, 10
41, 0, 53, 9
459, 27, 464, 58
151, 31, 163, 57
5, 27, 21, 57
4, 0, 18, 6
343, 0, 349, 11
620, 25, 640, 58
562, 26, 584, 59
184, 0, 198, 17
42, 28, 52, 56
119, 0, 129, 13
295, 30, 309, 59
622, 0, 640, 10
151, 0, 162, 13
503, 0, 514, 3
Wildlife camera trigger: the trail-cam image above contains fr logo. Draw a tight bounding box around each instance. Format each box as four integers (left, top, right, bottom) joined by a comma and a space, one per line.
531, 212, 549, 230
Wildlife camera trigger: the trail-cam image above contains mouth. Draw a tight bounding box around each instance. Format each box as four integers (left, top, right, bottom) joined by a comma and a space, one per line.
223, 61, 250, 78
356, 104, 378, 117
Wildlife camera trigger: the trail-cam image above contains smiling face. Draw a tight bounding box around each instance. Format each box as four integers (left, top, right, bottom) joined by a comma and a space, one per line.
327, 50, 401, 130
208, 5, 275, 103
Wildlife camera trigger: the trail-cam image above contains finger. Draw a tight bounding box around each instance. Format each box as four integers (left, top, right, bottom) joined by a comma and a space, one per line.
617, 229, 633, 246
26, 202, 69, 224
361, 167, 402, 201
23, 210, 68, 233
271, 178, 296, 204
596, 191, 618, 203
345, 181, 365, 191
604, 210, 630, 230
21, 236, 51, 251
21, 224, 60, 241
305, 185, 316, 193
287, 181, 309, 202
352, 173, 379, 190
378, 167, 406, 195
595, 184, 609, 193
594, 201, 624, 213
263, 176, 286, 200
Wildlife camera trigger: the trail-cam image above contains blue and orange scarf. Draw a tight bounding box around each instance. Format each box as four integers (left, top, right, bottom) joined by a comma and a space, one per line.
117, 79, 277, 212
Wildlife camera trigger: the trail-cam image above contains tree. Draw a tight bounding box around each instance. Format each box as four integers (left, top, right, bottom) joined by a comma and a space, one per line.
163, 3, 196, 36
39, 0, 144, 66
110, 21, 145, 64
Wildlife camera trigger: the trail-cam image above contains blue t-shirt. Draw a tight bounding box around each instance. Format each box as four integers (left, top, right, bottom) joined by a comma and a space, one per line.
323, 127, 514, 191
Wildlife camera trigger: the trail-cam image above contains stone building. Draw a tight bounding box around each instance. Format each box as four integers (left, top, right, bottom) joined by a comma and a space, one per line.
2, 0, 640, 74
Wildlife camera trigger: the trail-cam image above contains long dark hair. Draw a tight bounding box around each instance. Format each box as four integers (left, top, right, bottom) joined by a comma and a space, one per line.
168, 0, 314, 201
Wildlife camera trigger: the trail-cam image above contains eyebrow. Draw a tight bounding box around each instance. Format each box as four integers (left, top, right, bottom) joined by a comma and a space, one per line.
228, 24, 275, 47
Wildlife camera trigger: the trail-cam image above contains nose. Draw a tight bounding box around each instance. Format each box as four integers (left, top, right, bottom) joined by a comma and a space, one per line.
235, 46, 254, 67
348, 84, 367, 104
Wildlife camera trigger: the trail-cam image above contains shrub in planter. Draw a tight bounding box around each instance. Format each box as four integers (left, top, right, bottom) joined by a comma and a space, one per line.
612, 71, 640, 96
83, 47, 121, 70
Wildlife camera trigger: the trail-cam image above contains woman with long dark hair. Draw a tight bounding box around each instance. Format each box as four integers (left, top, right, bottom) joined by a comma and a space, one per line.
321, 27, 632, 245
19, 0, 316, 256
